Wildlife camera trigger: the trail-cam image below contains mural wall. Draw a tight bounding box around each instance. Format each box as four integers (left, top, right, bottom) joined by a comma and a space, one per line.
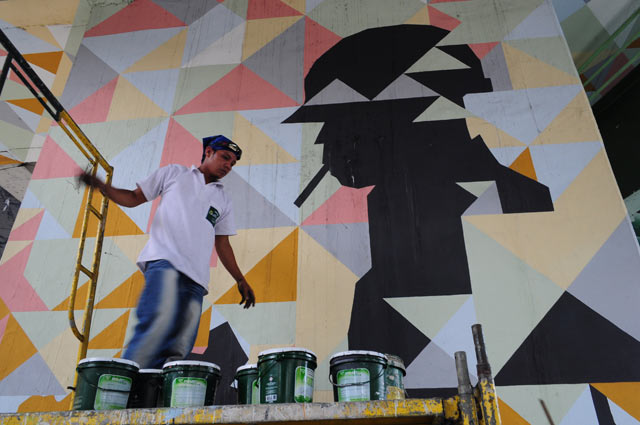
1, 0, 640, 424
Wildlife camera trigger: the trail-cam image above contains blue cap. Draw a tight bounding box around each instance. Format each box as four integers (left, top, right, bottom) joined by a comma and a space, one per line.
202, 135, 242, 162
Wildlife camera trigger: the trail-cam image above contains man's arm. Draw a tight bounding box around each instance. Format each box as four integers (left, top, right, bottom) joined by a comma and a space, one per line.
215, 235, 256, 308
79, 172, 148, 208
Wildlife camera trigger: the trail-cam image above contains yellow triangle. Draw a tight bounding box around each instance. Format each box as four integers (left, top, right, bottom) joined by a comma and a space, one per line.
18, 394, 72, 413
193, 306, 212, 349
509, 147, 537, 181
0, 297, 9, 321
206, 226, 297, 305
88, 310, 130, 349
12, 208, 43, 230
232, 112, 297, 164
405, 5, 430, 25
37, 116, 54, 134
95, 271, 145, 309
295, 228, 359, 361
0, 241, 32, 266
106, 76, 168, 121
464, 150, 625, 289
0, 0, 79, 28
592, 382, 640, 422
53, 279, 90, 311
531, 90, 602, 145
125, 29, 188, 73
0, 315, 37, 381
242, 16, 303, 60
466, 116, 527, 148
72, 188, 144, 238
281, 0, 305, 13
503, 42, 581, 90
216, 228, 299, 304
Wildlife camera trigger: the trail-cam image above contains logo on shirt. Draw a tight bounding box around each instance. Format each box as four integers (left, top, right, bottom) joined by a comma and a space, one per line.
206, 206, 220, 228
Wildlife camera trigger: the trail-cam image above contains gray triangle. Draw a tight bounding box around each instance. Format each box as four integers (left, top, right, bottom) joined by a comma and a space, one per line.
302, 222, 372, 278
306, 79, 369, 106
373, 74, 439, 101
406, 47, 470, 73
0, 102, 31, 132
463, 182, 502, 215
245, 19, 306, 104
457, 181, 494, 198
223, 171, 296, 229
153, 0, 219, 25
480, 43, 512, 92
59, 44, 119, 110
405, 341, 459, 389
0, 353, 66, 396
568, 218, 640, 341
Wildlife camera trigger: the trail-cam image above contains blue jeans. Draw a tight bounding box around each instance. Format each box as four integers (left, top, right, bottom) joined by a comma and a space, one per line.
123, 260, 205, 369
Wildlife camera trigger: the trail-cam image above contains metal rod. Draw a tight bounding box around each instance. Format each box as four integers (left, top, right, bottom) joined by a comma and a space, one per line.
294, 164, 330, 207
471, 324, 502, 425
589, 49, 640, 102
582, 27, 640, 88
539, 399, 556, 425
455, 351, 479, 425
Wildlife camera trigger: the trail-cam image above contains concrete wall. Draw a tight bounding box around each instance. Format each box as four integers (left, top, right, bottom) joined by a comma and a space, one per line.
1, 0, 640, 423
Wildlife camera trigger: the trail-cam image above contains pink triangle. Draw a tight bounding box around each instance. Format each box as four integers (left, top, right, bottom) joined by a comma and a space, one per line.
84, 0, 185, 37
147, 198, 160, 234
160, 118, 202, 168
8, 211, 44, 241
304, 17, 342, 77
210, 248, 218, 268
247, 0, 302, 19
468, 42, 499, 59
175, 65, 298, 115
31, 136, 82, 180
302, 186, 374, 225
0, 315, 9, 343
428, 6, 461, 31
66, 77, 118, 124
0, 243, 49, 312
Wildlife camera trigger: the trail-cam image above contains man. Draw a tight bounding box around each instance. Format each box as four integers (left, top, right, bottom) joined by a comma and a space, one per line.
80, 135, 255, 369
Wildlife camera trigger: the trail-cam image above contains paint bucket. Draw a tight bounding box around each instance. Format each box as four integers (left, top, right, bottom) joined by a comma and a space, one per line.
73, 357, 139, 410
127, 369, 163, 408
329, 350, 387, 402
162, 360, 221, 408
235, 364, 259, 405
257, 347, 317, 404
384, 354, 406, 400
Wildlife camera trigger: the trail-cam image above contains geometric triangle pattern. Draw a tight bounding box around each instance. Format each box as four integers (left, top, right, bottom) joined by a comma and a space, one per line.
2, 0, 640, 418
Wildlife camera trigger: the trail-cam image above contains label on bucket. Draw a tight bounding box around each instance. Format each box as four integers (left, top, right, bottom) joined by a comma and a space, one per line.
336, 368, 370, 402
264, 375, 278, 403
251, 379, 260, 404
170, 377, 207, 407
294, 366, 314, 403
94, 374, 132, 410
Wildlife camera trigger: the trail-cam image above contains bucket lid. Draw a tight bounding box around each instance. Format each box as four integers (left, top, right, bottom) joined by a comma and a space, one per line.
163, 360, 221, 371
139, 368, 163, 374
78, 357, 140, 369
258, 347, 317, 358
384, 354, 406, 374
329, 350, 386, 363
236, 363, 258, 373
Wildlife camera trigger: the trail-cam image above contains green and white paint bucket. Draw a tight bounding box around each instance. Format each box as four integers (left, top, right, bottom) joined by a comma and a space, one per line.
384, 354, 406, 400
162, 360, 221, 408
329, 350, 387, 402
73, 357, 139, 410
127, 369, 163, 408
235, 364, 259, 405
257, 347, 317, 404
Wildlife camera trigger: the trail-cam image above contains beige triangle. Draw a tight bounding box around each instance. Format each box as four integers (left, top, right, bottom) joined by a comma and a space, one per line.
125, 29, 187, 73
531, 90, 602, 145
232, 113, 297, 165
110, 234, 150, 264
249, 343, 294, 364
50, 53, 73, 98
0, 0, 79, 27
295, 229, 358, 361
40, 327, 79, 390
405, 5, 430, 25
12, 208, 43, 229
0, 241, 32, 265
281, 0, 305, 13
465, 116, 527, 148
107, 76, 168, 121
465, 150, 625, 289
24, 26, 60, 49
36, 115, 54, 134
503, 43, 581, 90
407, 47, 469, 73
206, 226, 297, 305
242, 16, 303, 60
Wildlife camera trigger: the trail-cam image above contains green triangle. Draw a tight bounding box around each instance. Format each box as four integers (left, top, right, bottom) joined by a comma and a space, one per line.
384, 295, 470, 339
81, 117, 165, 160
0, 80, 34, 101
413, 96, 472, 122
457, 181, 495, 198
90, 308, 130, 337
215, 301, 296, 345
406, 47, 469, 73
48, 125, 94, 169
13, 311, 71, 350
93, 237, 139, 305
172, 111, 235, 142
27, 177, 84, 235
505, 37, 579, 77
173, 64, 237, 112
221, 0, 249, 20
461, 219, 564, 372
497, 383, 588, 425
0, 121, 35, 162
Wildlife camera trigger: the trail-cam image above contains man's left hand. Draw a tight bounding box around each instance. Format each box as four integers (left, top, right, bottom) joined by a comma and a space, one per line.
237, 278, 255, 309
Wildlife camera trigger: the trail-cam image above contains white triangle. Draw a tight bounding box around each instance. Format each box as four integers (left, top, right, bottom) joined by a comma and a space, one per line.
406, 46, 470, 73
457, 181, 495, 198
306, 79, 369, 106
609, 399, 640, 425
498, 384, 589, 425
414, 96, 472, 122
47, 24, 72, 49
183, 22, 245, 67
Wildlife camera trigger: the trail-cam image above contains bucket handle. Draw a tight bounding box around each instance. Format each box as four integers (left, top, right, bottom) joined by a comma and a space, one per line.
328, 367, 386, 388
76, 368, 132, 394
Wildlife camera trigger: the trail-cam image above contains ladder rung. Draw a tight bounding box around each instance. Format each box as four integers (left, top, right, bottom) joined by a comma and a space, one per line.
88, 204, 102, 219
79, 265, 94, 279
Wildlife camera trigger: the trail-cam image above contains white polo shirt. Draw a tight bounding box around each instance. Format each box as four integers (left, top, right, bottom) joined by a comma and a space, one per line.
136, 164, 236, 293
